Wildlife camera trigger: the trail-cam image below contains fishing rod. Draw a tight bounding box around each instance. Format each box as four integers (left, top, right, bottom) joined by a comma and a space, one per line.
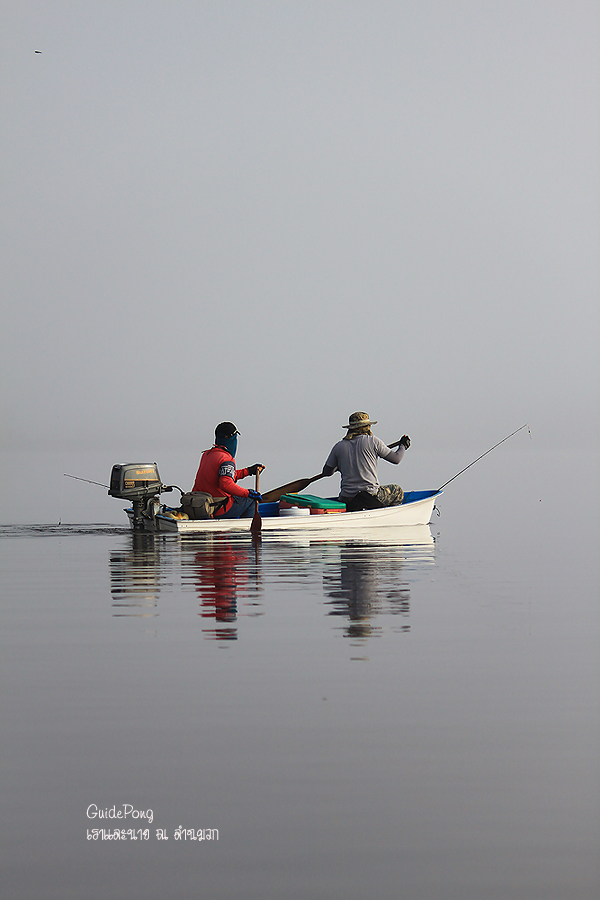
438, 424, 529, 490
64, 474, 109, 488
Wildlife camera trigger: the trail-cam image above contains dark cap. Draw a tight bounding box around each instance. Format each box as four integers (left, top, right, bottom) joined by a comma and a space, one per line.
215, 421, 240, 440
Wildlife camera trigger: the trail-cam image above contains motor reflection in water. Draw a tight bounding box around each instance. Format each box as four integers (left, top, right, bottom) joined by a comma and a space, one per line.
110, 533, 162, 617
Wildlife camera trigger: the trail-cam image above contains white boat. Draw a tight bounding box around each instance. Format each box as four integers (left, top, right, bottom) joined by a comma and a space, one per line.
124, 489, 442, 534
104, 428, 530, 538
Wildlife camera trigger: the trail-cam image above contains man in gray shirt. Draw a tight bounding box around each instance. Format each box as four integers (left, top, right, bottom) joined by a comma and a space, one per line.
322, 411, 410, 512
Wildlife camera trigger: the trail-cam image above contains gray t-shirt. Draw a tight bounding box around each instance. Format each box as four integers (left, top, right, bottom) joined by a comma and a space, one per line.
324, 435, 405, 498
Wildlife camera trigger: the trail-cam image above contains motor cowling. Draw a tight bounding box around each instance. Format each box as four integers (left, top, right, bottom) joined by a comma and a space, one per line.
108, 463, 164, 502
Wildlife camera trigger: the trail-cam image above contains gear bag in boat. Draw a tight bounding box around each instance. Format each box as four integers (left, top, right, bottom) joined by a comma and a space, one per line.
180, 492, 227, 520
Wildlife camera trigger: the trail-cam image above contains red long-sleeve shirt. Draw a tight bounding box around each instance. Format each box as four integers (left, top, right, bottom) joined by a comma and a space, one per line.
192, 446, 251, 516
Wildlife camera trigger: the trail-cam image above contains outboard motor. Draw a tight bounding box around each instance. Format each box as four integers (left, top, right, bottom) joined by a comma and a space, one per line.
108, 463, 175, 530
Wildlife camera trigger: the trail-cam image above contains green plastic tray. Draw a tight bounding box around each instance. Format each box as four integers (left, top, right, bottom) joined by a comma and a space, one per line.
280, 493, 346, 510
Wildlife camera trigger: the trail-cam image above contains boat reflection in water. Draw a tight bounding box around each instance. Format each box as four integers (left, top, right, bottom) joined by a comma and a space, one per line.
108, 525, 435, 645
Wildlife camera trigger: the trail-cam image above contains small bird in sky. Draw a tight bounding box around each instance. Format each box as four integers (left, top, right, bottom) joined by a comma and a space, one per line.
35, 50, 42, 53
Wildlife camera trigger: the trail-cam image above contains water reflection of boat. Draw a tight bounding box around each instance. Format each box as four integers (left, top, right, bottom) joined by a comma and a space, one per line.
108, 526, 434, 643
272, 524, 435, 547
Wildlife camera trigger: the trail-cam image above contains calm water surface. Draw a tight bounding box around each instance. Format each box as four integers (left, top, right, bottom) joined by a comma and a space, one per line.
1, 460, 598, 900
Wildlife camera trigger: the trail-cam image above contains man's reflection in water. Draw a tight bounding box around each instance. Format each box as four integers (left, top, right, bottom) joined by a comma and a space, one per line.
324, 545, 411, 641
193, 539, 256, 642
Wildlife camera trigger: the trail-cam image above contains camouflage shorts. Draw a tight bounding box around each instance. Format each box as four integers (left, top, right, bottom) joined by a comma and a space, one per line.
376, 484, 404, 507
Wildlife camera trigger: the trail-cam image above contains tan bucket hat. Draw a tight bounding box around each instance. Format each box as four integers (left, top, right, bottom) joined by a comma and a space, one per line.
343, 411, 378, 430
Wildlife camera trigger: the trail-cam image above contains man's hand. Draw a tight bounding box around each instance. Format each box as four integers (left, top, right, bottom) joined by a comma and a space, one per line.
247, 489, 262, 501
399, 435, 411, 449
247, 464, 265, 476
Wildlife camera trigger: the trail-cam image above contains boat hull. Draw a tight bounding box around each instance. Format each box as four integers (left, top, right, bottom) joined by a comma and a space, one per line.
125, 490, 441, 534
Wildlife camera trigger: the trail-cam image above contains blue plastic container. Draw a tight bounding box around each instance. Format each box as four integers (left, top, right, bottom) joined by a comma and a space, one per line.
258, 501, 280, 518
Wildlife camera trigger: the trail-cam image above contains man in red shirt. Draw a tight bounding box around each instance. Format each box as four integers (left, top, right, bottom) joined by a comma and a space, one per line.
192, 422, 264, 518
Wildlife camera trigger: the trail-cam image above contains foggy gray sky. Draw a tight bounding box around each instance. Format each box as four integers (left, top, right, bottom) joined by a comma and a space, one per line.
1, 1, 598, 521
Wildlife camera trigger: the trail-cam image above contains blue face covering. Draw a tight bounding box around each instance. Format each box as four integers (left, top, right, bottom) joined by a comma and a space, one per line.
218, 435, 238, 457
